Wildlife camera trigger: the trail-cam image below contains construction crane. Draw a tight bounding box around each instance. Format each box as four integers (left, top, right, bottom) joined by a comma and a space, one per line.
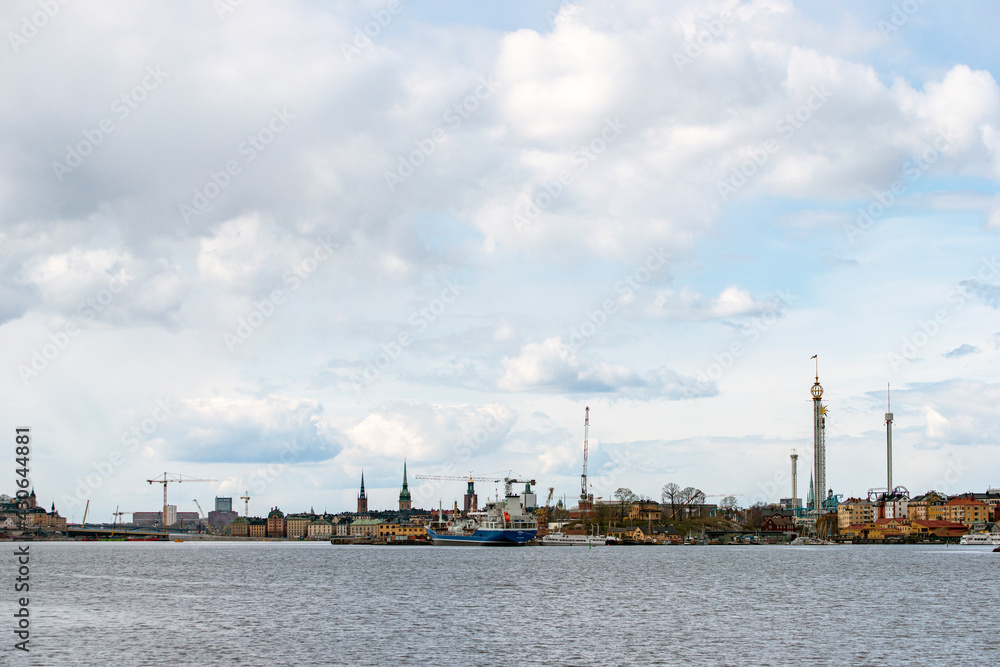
240, 491, 250, 517
111, 506, 123, 536
146, 473, 217, 531
81, 499, 90, 528
415, 474, 535, 500
546, 487, 555, 508
666, 489, 706, 521
192, 499, 213, 535
580, 406, 592, 509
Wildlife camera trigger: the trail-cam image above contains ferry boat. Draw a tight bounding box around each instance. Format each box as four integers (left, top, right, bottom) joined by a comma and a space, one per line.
539, 531, 606, 547
959, 532, 1000, 546
425, 479, 537, 546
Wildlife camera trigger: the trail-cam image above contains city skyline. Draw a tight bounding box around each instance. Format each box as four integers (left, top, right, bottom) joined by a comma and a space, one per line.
3, 1, 1000, 523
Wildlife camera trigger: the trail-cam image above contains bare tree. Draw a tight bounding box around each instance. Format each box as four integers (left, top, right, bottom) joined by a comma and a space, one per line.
613, 487, 637, 523
661, 482, 681, 521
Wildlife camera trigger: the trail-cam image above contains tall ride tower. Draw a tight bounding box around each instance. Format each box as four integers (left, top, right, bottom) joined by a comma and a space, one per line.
885, 384, 893, 495
810, 356, 826, 513
790, 449, 799, 507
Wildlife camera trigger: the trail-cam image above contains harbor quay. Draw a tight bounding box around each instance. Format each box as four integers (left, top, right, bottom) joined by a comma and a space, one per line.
3, 468, 999, 546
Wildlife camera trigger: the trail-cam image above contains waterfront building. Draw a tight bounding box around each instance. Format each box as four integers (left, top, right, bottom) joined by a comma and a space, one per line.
208, 509, 238, 531
377, 522, 426, 540
837, 498, 874, 531
348, 518, 382, 538
881, 492, 909, 520
266, 507, 286, 538
357, 471, 368, 513
286, 513, 313, 539
909, 520, 967, 540
398, 461, 412, 511
231, 516, 249, 537
942, 497, 990, 527
761, 514, 796, 533
307, 517, 333, 539
907, 491, 946, 521
248, 518, 267, 538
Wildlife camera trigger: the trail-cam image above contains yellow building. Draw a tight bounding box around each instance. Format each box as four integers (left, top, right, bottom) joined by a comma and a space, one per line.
349, 518, 381, 538
286, 515, 312, 539
629, 501, 660, 522
837, 498, 874, 531
943, 497, 990, 526
608, 526, 647, 542
248, 519, 267, 538
231, 516, 249, 537
377, 523, 427, 539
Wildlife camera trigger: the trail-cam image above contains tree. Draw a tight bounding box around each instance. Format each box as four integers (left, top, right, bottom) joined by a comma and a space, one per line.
661, 483, 681, 521
720, 495, 739, 519
613, 487, 637, 523
592, 502, 614, 535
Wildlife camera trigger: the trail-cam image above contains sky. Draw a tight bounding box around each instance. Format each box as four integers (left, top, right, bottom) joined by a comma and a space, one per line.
2, 0, 999, 523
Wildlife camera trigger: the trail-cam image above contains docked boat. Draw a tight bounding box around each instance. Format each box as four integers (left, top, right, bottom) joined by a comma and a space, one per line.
426, 479, 537, 546
959, 532, 1000, 545
539, 531, 606, 547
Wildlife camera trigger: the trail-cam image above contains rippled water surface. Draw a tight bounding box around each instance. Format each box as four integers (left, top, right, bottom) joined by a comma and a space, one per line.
5, 541, 999, 666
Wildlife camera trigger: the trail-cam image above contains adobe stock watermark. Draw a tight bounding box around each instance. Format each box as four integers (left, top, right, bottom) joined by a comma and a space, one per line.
567, 245, 670, 352
718, 87, 832, 201
931, 458, 968, 495
878, 0, 929, 40
413, 409, 510, 504
180, 107, 296, 224
224, 235, 339, 351
844, 126, 959, 244
59, 398, 176, 514
696, 290, 797, 388
673, 6, 736, 72
511, 117, 627, 232
341, 0, 406, 61
51, 65, 168, 182
887, 255, 998, 371
7, 0, 70, 54
214, 0, 244, 21
349, 279, 466, 391
384, 76, 499, 192
247, 440, 308, 495
17, 269, 134, 384
746, 465, 801, 507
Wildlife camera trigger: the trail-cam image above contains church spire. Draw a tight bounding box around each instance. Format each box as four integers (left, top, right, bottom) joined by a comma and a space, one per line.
357, 470, 368, 513
398, 459, 412, 511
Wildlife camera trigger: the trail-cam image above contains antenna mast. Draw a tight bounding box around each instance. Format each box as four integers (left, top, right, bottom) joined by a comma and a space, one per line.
580, 406, 591, 509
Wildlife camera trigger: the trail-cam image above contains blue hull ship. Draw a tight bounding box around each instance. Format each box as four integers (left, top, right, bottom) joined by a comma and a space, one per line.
425, 526, 535, 546
426, 477, 538, 546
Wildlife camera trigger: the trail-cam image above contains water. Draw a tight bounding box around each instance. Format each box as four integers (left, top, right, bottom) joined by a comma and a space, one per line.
4, 542, 999, 666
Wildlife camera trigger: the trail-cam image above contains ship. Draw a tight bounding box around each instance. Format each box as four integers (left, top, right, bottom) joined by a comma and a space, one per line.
959, 532, 1000, 546
539, 530, 606, 547
425, 478, 537, 546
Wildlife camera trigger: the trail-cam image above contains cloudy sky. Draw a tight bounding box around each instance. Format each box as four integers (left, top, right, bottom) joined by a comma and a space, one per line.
3, 0, 999, 523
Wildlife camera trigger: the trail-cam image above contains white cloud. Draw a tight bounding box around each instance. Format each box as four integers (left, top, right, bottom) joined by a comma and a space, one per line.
646, 285, 777, 320
498, 336, 714, 398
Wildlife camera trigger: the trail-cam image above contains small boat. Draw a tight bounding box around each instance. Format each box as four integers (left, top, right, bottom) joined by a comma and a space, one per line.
173, 539, 184, 542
